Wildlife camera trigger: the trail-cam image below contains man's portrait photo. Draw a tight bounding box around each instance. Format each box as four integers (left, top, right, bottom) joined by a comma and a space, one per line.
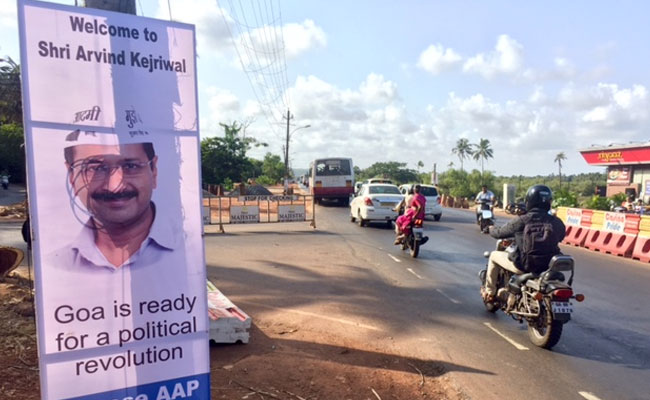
58, 130, 171, 270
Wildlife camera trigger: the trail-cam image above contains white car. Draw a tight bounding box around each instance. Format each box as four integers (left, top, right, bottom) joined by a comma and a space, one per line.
398, 184, 443, 221
350, 183, 402, 227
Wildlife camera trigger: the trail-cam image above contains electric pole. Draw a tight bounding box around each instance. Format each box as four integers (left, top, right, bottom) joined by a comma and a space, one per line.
283, 109, 293, 193
83, 0, 136, 14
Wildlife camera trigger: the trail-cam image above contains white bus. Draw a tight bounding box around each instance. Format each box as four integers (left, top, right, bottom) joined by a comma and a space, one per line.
309, 158, 354, 203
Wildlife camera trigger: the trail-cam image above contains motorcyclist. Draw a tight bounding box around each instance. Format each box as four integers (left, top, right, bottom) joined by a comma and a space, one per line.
480, 185, 566, 303
475, 185, 495, 221
394, 184, 428, 245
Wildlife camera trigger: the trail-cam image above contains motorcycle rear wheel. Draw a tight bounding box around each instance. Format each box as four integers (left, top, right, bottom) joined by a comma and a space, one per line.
410, 238, 419, 258
527, 300, 563, 349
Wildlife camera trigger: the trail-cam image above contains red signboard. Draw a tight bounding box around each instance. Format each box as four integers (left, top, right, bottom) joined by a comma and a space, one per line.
581, 146, 650, 165
607, 167, 631, 185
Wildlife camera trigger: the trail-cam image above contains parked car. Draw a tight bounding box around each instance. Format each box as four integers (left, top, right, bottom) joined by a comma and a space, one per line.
398, 184, 442, 221
350, 183, 402, 227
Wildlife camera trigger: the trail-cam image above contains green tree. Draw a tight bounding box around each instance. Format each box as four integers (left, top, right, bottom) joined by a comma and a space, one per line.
0, 123, 25, 183
452, 138, 473, 171
472, 138, 493, 182
555, 152, 567, 189
261, 152, 285, 183
438, 169, 472, 198
358, 161, 419, 184
200, 121, 267, 185
0, 56, 22, 125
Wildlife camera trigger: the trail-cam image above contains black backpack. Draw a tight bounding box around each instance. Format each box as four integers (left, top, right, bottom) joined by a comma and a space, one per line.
521, 213, 558, 273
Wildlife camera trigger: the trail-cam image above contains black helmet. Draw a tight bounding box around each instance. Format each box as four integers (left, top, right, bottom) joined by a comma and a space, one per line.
414, 184, 421, 193
525, 185, 553, 211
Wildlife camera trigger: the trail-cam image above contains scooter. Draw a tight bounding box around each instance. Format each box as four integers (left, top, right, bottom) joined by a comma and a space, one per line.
476, 199, 494, 234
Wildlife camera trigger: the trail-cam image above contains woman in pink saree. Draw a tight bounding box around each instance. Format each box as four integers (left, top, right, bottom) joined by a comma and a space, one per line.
395, 184, 426, 243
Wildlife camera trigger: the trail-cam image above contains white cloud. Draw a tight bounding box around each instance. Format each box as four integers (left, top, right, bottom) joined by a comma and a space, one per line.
282, 19, 326, 58
463, 34, 524, 79
416, 44, 462, 75
0, 0, 17, 28
158, 0, 233, 57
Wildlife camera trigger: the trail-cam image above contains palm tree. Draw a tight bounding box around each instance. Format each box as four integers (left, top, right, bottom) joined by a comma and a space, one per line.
555, 152, 567, 189
452, 138, 473, 171
447, 161, 455, 169
472, 138, 493, 183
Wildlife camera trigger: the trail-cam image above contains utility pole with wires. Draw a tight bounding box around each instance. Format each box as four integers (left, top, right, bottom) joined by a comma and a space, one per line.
283, 109, 293, 193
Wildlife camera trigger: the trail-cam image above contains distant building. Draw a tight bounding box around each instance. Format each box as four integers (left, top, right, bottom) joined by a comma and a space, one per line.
580, 143, 650, 199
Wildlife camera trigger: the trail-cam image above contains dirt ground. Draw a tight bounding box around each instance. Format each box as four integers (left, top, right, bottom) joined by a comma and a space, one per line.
0, 273, 466, 400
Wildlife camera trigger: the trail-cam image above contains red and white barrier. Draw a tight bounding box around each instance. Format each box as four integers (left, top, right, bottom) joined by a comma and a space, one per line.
562, 209, 592, 247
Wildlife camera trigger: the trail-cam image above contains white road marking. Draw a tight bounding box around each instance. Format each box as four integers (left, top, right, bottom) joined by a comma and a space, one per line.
388, 254, 402, 263
435, 288, 462, 304
239, 301, 383, 332
578, 392, 604, 400
483, 322, 529, 350
407, 268, 423, 279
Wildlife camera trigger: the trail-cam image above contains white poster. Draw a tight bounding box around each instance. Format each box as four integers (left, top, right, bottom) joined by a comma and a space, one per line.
278, 205, 306, 222
230, 206, 260, 224
18, 1, 209, 399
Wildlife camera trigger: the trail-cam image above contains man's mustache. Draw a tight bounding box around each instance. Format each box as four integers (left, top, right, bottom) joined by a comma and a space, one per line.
91, 190, 138, 201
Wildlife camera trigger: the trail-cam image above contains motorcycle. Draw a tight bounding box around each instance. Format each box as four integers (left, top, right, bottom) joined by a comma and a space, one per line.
396, 218, 427, 258
476, 199, 494, 233
505, 201, 526, 215
478, 239, 585, 349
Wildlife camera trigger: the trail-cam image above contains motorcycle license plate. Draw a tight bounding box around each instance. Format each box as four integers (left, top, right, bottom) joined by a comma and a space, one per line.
551, 301, 573, 315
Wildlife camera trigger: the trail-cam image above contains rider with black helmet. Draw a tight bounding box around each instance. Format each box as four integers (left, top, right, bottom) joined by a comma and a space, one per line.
481, 185, 566, 303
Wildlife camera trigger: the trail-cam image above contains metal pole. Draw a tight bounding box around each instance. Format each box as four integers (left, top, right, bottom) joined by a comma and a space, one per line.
284, 109, 291, 194
84, 0, 136, 14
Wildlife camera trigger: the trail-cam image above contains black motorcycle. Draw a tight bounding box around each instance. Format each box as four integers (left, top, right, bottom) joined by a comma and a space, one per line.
479, 239, 584, 349
396, 218, 427, 258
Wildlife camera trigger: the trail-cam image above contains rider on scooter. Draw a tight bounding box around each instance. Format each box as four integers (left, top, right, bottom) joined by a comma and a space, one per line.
394, 184, 429, 245
475, 185, 495, 221
480, 185, 566, 303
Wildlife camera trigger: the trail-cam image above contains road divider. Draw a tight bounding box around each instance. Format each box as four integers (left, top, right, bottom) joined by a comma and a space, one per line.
557, 207, 648, 262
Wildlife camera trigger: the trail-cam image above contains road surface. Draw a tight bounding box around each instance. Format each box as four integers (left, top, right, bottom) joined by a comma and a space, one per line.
206, 203, 650, 400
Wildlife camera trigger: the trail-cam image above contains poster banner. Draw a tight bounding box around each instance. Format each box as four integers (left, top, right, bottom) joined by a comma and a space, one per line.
607, 167, 631, 185
278, 205, 306, 222
230, 206, 260, 223
565, 208, 583, 227
603, 212, 626, 233
18, 1, 209, 398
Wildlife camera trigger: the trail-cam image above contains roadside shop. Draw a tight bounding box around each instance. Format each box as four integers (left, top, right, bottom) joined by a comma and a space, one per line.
580, 142, 650, 201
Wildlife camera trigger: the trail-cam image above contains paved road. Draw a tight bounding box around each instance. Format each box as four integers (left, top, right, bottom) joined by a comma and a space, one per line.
307, 203, 650, 400
3, 196, 649, 399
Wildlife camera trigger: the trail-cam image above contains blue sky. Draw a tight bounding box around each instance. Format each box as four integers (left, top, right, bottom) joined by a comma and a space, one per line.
3, 0, 650, 176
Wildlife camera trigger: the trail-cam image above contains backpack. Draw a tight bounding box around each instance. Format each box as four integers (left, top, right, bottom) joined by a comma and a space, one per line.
521, 213, 558, 273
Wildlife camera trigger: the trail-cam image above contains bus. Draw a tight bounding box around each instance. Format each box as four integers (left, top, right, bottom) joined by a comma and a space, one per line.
309, 158, 354, 203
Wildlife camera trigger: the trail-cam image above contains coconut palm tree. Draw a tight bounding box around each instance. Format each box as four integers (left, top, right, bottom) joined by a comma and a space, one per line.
452, 138, 473, 171
472, 138, 493, 183
555, 152, 567, 189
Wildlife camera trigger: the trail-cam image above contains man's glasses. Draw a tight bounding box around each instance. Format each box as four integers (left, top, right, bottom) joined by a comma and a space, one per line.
71, 160, 153, 181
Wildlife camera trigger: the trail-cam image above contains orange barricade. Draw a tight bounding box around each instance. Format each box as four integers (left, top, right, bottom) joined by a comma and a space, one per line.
632, 215, 650, 262
562, 208, 592, 247
585, 212, 639, 257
